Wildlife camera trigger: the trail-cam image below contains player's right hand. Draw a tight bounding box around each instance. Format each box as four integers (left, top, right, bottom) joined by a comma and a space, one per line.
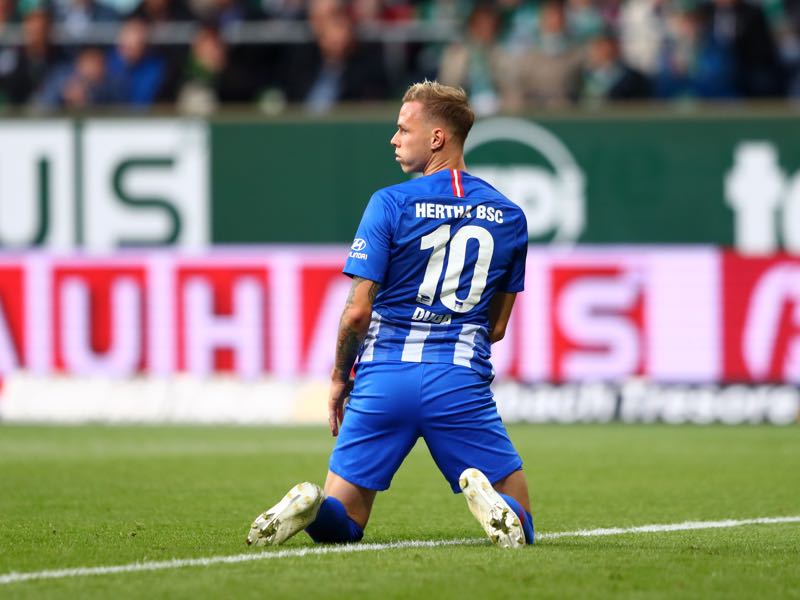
328, 377, 354, 437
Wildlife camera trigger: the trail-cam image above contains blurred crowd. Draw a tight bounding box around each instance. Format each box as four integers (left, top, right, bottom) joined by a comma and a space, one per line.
1, 0, 799, 114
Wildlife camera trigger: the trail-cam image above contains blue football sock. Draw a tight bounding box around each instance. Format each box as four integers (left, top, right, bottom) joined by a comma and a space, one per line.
500, 493, 535, 545
305, 496, 364, 544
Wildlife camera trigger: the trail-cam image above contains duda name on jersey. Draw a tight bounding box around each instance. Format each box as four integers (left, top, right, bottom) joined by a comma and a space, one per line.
412, 307, 452, 325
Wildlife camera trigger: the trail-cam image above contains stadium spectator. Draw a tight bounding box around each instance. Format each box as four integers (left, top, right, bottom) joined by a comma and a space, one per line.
282, 7, 389, 113
176, 23, 253, 112
128, 1, 193, 105
0, 0, 796, 109
349, 0, 413, 24
578, 30, 651, 102
102, 0, 140, 14
516, 0, 585, 108
655, 3, 737, 98
0, 0, 19, 31
782, 0, 800, 96
497, 0, 540, 53
36, 46, 116, 108
52, 0, 120, 42
307, 0, 343, 36
256, 0, 305, 20
187, 0, 256, 27
618, 0, 668, 76
596, 0, 622, 27
0, 8, 65, 106
699, 0, 784, 97
0, 0, 20, 104
105, 17, 167, 106
567, 0, 605, 41
415, 0, 467, 23
131, 0, 193, 22
438, 3, 516, 116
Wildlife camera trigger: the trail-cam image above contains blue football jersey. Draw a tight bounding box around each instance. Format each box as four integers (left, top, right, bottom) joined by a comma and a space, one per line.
343, 169, 528, 378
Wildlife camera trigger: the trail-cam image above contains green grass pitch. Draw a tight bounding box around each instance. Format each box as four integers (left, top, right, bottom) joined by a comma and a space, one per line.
1, 424, 798, 599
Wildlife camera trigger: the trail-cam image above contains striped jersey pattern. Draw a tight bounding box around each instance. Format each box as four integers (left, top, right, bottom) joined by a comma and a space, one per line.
343, 169, 528, 379
359, 311, 490, 371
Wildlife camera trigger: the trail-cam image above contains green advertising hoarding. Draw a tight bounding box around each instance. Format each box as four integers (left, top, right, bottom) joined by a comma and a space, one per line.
1, 112, 799, 252
211, 114, 800, 252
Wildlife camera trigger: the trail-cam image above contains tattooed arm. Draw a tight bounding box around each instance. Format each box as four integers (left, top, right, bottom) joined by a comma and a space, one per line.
328, 276, 380, 436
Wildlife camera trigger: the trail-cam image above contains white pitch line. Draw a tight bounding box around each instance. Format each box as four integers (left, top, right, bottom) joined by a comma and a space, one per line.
1, 515, 798, 586
0, 538, 484, 586
535, 515, 800, 540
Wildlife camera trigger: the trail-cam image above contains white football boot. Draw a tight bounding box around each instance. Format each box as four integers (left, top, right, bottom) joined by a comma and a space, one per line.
459, 468, 525, 549
246, 482, 325, 546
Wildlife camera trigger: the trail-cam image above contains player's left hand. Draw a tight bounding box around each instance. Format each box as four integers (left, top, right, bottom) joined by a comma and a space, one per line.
328, 377, 354, 437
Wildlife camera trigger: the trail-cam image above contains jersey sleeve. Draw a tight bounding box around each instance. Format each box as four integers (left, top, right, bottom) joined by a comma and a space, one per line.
343, 191, 395, 283
501, 210, 528, 293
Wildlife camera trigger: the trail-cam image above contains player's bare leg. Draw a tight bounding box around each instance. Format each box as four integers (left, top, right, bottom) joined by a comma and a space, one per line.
323, 470, 377, 529
493, 469, 532, 514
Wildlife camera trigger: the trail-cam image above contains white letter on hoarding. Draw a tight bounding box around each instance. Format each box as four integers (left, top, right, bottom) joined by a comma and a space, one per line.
646, 249, 720, 382
146, 254, 175, 376
781, 172, 800, 255
62, 277, 142, 376
82, 120, 209, 251
517, 250, 549, 381
304, 278, 352, 377
185, 277, 263, 379
558, 275, 641, 380
25, 254, 52, 374
725, 143, 785, 255
268, 253, 299, 378
0, 122, 75, 249
788, 302, 800, 382
0, 299, 19, 374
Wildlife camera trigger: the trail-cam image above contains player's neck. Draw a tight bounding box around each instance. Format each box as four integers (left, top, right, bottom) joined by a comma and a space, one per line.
422, 151, 466, 176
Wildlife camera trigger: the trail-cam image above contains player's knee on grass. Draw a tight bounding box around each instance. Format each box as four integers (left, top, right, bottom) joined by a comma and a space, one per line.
305, 496, 365, 544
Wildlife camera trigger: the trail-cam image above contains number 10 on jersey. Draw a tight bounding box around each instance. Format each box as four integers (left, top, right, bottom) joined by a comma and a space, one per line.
417, 224, 494, 314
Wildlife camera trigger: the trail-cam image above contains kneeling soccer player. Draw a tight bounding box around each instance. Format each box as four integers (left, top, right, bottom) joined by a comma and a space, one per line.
246, 81, 534, 549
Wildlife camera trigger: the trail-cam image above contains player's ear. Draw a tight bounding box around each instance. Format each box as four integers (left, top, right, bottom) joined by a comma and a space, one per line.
430, 127, 445, 151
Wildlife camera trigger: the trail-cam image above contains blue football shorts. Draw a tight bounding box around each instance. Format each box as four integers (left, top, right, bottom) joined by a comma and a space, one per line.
329, 361, 523, 493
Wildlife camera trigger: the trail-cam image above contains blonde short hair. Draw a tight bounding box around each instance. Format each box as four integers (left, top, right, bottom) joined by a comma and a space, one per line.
402, 81, 475, 146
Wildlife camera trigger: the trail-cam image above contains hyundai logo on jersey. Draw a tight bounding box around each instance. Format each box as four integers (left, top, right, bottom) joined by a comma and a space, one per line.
351, 238, 367, 251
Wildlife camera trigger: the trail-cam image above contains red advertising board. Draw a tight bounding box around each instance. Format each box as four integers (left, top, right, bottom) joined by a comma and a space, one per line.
723, 254, 800, 383
550, 265, 647, 382
0, 248, 793, 384
52, 263, 149, 376
0, 264, 25, 371
174, 263, 273, 376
